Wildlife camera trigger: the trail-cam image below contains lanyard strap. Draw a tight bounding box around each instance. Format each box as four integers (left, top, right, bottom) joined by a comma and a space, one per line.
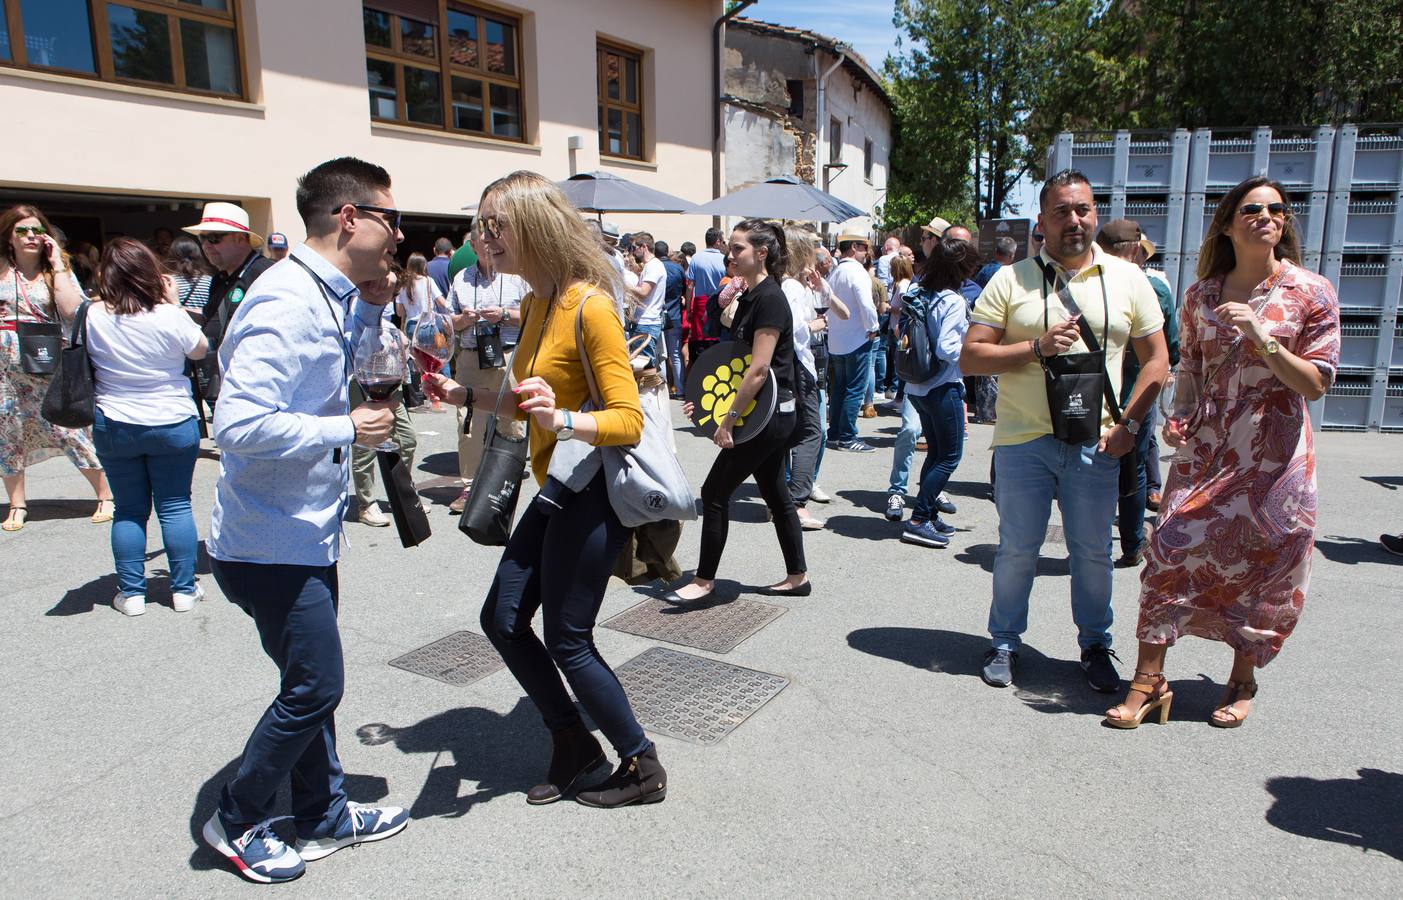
1036, 258, 1109, 353
290, 255, 353, 381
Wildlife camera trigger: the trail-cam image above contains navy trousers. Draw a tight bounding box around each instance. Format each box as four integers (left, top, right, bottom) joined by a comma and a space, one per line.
212, 559, 347, 838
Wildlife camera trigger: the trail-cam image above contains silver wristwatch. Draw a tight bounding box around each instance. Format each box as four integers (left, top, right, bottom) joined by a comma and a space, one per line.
556, 409, 575, 441
1123, 416, 1141, 435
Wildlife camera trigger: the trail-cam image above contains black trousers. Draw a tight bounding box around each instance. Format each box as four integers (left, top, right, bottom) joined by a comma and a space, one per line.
697, 411, 806, 580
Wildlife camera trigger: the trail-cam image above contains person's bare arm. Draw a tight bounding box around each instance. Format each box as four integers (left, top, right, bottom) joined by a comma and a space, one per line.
960, 318, 1081, 376
1098, 330, 1169, 458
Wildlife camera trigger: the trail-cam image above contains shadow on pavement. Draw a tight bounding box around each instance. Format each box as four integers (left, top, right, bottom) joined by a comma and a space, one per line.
1360, 475, 1403, 491
49, 542, 215, 616
355, 698, 545, 819
643, 578, 746, 610
1264, 768, 1403, 860
5, 498, 97, 523
955, 542, 1070, 576
1314, 534, 1394, 566
417, 451, 460, 477
847, 627, 1138, 716
824, 514, 897, 542
187, 758, 390, 873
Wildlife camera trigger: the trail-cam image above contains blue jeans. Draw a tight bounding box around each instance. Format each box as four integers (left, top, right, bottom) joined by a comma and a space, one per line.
814, 388, 828, 481
91, 410, 200, 597
481, 473, 649, 757
212, 559, 347, 838
867, 335, 888, 404
886, 398, 922, 495
989, 435, 1119, 652
627, 322, 663, 368
1118, 409, 1157, 556
663, 324, 685, 394
828, 342, 873, 444
907, 383, 965, 520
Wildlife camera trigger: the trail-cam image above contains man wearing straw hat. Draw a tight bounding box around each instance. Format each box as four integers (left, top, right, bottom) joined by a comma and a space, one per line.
825, 223, 880, 452
185, 202, 275, 407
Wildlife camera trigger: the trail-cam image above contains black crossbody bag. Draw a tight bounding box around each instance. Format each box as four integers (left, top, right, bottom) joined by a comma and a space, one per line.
1034, 260, 1122, 446
12, 273, 62, 376
40, 300, 95, 427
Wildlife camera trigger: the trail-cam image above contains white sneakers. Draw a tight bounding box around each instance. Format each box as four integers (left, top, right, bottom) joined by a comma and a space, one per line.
114, 581, 205, 616
172, 583, 206, 613
113, 592, 146, 617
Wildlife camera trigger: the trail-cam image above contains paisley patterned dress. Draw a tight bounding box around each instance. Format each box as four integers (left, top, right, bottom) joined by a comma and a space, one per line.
1137, 260, 1339, 667
0, 269, 102, 477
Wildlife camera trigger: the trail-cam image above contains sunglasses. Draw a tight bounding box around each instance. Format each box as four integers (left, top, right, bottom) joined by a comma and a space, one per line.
1238, 202, 1289, 219
339, 203, 402, 232
478, 215, 509, 240
198, 232, 227, 245
13, 225, 46, 236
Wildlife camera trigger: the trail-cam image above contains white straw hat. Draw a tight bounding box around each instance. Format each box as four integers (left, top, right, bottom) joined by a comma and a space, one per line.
182, 202, 264, 248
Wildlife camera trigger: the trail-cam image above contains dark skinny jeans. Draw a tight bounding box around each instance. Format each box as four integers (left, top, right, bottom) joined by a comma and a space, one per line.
697, 411, 806, 580
907, 382, 966, 522
480, 472, 650, 758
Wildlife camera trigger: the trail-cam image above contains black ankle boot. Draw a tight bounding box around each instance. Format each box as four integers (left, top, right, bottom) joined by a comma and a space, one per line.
526, 722, 606, 805
574, 744, 667, 808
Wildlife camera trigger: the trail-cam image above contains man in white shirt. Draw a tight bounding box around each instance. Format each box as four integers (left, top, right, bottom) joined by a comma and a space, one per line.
825, 228, 880, 452
624, 230, 666, 366
875, 236, 901, 294
445, 227, 528, 512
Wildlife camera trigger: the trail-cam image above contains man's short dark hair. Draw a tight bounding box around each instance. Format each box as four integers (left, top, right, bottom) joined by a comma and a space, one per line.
1039, 169, 1092, 211
704, 227, 724, 248
631, 231, 654, 249
838, 240, 862, 255
653, 239, 669, 257
433, 237, 453, 255
680, 241, 696, 256
296, 157, 392, 232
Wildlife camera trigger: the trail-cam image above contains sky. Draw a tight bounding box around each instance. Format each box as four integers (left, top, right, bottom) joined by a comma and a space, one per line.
743, 0, 901, 74
744, 0, 1041, 217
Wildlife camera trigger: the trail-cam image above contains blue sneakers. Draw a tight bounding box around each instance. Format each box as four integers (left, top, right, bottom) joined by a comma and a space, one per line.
931, 517, 956, 535
203, 813, 305, 884
294, 801, 410, 861
901, 519, 950, 548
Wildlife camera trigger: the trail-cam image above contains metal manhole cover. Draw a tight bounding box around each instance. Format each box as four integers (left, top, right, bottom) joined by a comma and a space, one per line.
602, 597, 786, 654
615, 646, 788, 745
1045, 524, 1065, 544
389, 631, 504, 686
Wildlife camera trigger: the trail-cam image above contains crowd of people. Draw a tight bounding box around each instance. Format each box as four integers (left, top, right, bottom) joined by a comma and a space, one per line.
0, 156, 1378, 884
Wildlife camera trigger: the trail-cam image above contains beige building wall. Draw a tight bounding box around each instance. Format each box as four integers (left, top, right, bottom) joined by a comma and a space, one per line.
0, 0, 722, 249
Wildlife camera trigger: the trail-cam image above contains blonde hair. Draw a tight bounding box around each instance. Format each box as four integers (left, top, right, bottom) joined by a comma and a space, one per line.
478, 171, 622, 306
783, 225, 816, 279
890, 254, 914, 283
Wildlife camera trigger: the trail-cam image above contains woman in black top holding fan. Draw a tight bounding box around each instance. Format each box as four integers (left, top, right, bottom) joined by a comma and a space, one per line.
668, 219, 808, 603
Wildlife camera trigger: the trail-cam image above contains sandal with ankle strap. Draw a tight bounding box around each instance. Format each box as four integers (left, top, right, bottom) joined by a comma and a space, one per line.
1103, 670, 1174, 730
2, 506, 27, 532
1209, 678, 1258, 729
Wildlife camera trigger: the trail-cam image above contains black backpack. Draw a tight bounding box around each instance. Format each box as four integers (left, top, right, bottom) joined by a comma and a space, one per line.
894, 286, 952, 384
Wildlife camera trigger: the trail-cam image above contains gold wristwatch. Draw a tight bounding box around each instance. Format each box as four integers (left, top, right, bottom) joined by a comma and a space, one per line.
1258, 339, 1280, 357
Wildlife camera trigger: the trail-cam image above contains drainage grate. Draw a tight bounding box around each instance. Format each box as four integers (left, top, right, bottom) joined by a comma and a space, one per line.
602, 597, 786, 654
615, 647, 788, 745
389, 631, 504, 687
1045, 524, 1065, 544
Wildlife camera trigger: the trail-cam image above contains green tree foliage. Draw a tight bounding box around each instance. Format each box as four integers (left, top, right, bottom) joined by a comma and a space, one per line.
883, 0, 1094, 228
885, 0, 1403, 227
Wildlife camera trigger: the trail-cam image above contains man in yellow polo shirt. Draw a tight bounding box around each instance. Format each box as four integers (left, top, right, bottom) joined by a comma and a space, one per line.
962, 170, 1170, 692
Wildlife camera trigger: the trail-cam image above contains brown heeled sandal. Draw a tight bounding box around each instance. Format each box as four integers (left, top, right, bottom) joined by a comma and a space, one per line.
1209, 678, 1258, 728
1103, 670, 1174, 730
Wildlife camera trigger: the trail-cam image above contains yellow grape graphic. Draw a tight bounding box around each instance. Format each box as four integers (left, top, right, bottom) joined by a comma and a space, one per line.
698, 354, 757, 426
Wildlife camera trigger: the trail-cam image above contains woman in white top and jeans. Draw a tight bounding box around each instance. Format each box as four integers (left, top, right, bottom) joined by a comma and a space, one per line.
86, 238, 209, 616
395, 252, 447, 334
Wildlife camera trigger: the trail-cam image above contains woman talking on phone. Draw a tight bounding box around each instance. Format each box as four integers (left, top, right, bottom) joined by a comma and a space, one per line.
0, 204, 112, 532
667, 219, 808, 604
1104, 176, 1340, 730
424, 172, 664, 808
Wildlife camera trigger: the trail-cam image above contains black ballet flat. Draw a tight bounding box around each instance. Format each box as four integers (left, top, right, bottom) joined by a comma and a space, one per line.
758, 581, 812, 597
661, 588, 714, 605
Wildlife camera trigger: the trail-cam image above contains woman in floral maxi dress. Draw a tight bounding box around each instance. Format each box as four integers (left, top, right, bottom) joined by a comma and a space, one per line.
0, 204, 111, 532
1104, 177, 1339, 730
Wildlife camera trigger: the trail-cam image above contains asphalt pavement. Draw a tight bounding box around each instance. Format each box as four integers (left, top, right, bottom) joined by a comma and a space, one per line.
2, 400, 1399, 898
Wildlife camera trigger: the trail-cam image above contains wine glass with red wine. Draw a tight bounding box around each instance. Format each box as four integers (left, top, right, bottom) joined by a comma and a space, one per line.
353, 325, 408, 450
411, 311, 455, 378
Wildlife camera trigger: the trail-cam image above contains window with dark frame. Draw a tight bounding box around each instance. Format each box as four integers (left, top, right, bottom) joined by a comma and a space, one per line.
863, 138, 873, 181
363, 2, 524, 141
785, 79, 804, 118
0, 0, 243, 98
597, 41, 643, 160
829, 117, 842, 164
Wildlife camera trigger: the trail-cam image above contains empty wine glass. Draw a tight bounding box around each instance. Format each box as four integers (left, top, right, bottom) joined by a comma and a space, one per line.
353, 326, 407, 450
411, 311, 455, 377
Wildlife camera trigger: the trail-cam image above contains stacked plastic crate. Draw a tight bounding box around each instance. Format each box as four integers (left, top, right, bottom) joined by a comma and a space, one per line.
1046, 130, 1192, 298
1319, 124, 1403, 430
